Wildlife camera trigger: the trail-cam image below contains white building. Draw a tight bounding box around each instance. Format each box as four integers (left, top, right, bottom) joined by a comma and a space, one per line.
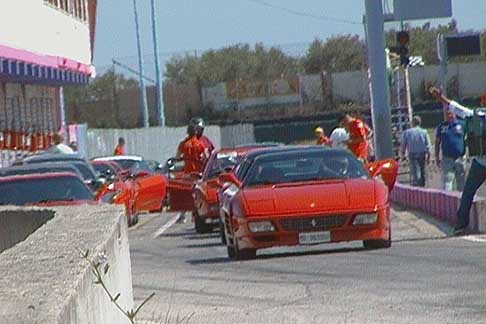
0, 0, 97, 164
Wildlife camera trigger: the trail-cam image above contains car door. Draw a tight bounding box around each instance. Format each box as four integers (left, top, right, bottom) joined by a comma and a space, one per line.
132, 162, 168, 212
366, 159, 399, 191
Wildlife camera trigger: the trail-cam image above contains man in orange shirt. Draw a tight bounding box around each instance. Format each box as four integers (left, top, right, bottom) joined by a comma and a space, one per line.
176, 125, 207, 174
342, 114, 369, 162
114, 137, 125, 156
314, 127, 331, 146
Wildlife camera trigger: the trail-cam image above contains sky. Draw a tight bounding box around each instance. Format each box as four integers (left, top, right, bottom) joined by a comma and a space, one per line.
94, 0, 486, 75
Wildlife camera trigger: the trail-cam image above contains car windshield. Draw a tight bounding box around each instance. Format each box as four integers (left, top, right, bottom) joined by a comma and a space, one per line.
206, 152, 242, 179
0, 176, 94, 206
245, 150, 368, 187
113, 159, 138, 170
72, 163, 96, 181
0, 166, 77, 177
93, 164, 112, 174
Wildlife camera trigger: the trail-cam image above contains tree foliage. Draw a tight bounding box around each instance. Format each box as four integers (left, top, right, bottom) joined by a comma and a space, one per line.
164, 43, 302, 85
64, 69, 138, 105
303, 35, 366, 74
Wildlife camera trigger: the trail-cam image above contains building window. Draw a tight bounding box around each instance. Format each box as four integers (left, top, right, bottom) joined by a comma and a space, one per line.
44, 0, 88, 22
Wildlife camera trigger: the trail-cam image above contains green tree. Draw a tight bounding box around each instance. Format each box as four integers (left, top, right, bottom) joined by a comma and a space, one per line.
303, 35, 365, 74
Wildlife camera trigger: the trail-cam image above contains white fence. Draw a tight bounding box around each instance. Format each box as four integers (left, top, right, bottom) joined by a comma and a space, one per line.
86, 124, 255, 162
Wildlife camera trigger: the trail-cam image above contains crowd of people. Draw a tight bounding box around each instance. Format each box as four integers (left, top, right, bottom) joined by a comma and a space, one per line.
314, 113, 373, 163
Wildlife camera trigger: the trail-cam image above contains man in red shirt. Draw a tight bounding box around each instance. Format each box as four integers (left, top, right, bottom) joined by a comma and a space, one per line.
314, 127, 331, 146
114, 137, 125, 156
191, 118, 215, 155
176, 125, 207, 173
342, 114, 369, 162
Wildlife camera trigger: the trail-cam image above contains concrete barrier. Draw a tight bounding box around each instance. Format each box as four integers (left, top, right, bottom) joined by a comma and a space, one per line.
0, 209, 55, 253
391, 183, 486, 233
0, 205, 133, 324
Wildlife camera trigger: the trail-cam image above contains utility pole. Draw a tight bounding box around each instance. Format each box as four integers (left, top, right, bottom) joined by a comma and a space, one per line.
150, 0, 165, 126
132, 0, 149, 128
364, 0, 393, 159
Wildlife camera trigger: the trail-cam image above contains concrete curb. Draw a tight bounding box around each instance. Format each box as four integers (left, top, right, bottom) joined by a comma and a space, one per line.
390, 183, 486, 233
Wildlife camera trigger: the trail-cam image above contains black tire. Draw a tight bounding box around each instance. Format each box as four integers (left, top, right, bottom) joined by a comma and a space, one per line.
194, 212, 212, 234
236, 248, 257, 260
220, 221, 227, 245
227, 245, 236, 259
363, 230, 391, 249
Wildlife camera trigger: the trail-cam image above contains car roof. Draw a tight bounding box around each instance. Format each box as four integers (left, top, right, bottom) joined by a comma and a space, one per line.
21, 153, 85, 163
0, 163, 81, 174
93, 155, 143, 162
234, 142, 283, 149
0, 172, 82, 183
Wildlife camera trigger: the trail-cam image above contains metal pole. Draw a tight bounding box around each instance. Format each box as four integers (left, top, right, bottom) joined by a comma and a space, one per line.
133, 0, 149, 128
437, 33, 448, 119
150, 0, 165, 126
364, 0, 393, 159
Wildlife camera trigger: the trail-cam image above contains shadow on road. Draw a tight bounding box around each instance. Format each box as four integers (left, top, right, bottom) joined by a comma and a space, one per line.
181, 242, 222, 249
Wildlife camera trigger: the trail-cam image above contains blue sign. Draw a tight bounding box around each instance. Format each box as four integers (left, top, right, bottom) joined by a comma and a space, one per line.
393, 0, 452, 21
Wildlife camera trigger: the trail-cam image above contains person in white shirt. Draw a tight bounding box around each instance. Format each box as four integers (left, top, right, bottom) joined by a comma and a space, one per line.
329, 123, 349, 149
47, 133, 74, 154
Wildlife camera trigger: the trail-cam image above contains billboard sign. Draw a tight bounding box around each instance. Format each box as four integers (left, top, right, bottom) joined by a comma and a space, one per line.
446, 33, 482, 57
393, 0, 452, 21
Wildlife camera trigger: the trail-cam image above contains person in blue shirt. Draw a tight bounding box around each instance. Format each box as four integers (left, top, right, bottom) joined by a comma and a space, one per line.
401, 116, 431, 187
435, 108, 467, 192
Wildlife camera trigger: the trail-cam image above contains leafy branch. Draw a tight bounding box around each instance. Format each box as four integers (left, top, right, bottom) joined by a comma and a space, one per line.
79, 249, 155, 324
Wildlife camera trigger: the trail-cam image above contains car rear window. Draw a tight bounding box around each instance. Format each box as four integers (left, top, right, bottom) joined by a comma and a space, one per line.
245, 151, 368, 187
0, 176, 94, 206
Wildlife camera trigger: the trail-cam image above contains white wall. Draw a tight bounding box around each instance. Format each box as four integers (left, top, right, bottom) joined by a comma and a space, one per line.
86, 124, 256, 162
0, 0, 91, 65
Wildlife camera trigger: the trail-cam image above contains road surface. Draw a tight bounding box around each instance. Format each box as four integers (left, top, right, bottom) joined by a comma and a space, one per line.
128, 207, 486, 324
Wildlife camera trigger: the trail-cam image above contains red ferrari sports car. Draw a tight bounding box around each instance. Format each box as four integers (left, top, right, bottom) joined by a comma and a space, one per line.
0, 172, 96, 207
192, 146, 269, 233
219, 146, 398, 260
93, 156, 168, 215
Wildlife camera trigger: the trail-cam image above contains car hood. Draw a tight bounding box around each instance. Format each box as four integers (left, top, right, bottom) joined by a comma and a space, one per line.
243, 179, 376, 216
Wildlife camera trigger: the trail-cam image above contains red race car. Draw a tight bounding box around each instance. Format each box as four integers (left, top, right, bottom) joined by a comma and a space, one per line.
192, 145, 282, 234
219, 146, 398, 260
0, 172, 96, 207
93, 156, 168, 215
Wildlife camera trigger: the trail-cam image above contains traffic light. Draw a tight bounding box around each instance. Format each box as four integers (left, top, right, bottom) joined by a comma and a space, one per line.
397, 31, 410, 66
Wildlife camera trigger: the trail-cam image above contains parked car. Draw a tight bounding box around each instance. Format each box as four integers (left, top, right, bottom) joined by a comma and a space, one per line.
16, 153, 103, 191
92, 156, 168, 213
192, 145, 280, 234
218, 146, 398, 260
0, 163, 84, 180
0, 172, 95, 206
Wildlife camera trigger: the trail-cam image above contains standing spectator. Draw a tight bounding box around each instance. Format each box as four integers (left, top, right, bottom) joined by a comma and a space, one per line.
400, 116, 431, 187
48, 133, 74, 154
114, 137, 126, 156
342, 114, 369, 162
430, 87, 472, 192
435, 108, 466, 191
190, 118, 215, 155
329, 123, 349, 149
314, 127, 331, 146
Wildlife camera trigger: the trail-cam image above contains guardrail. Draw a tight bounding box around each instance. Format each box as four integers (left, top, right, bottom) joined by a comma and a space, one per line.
390, 183, 486, 233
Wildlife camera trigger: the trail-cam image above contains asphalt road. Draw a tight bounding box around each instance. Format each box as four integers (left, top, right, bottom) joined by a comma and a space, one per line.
128, 208, 486, 324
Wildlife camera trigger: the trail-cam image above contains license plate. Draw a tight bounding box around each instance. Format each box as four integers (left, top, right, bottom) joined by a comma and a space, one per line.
299, 231, 331, 245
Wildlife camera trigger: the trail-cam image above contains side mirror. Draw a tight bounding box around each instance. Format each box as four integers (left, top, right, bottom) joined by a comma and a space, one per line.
366, 159, 399, 192
218, 172, 241, 188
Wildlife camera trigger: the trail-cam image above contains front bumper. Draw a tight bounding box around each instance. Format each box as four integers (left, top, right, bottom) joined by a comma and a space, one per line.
233, 208, 390, 251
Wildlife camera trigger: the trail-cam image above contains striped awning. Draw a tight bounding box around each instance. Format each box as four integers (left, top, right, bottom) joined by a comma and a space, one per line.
0, 58, 89, 86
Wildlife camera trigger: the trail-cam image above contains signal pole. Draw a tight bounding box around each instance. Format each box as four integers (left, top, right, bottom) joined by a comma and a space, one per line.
132, 0, 149, 128
364, 0, 393, 159
150, 0, 165, 126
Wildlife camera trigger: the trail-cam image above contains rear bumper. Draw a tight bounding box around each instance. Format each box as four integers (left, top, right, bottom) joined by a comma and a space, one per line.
234, 208, 390, 251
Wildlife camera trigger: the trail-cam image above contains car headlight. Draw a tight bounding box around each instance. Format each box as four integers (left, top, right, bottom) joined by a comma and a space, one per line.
248, 221, 275, 233
353, 213, 378, 225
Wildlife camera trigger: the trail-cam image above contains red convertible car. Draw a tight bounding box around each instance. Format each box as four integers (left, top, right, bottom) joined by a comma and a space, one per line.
92, 156, 168, 215
219, 146, 398, 260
